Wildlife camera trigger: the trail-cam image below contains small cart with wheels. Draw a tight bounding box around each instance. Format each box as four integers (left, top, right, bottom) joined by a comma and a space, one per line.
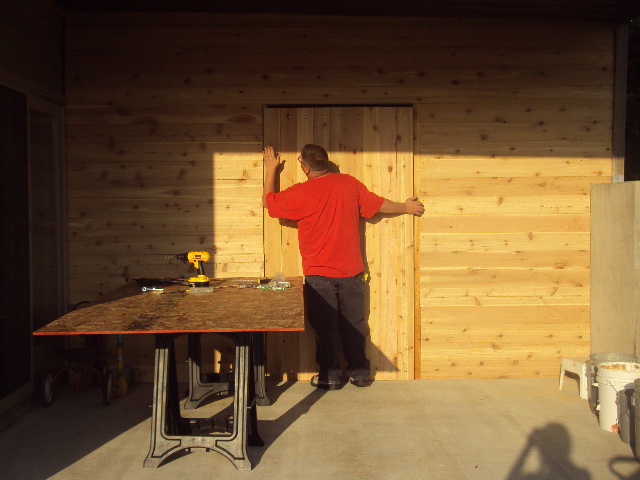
39, 334, 108, 407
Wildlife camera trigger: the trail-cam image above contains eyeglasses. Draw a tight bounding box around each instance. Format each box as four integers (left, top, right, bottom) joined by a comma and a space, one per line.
297, 155, 308, 167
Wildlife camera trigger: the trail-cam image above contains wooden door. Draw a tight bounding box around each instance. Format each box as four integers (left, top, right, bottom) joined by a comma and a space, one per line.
263, 106, 415, 381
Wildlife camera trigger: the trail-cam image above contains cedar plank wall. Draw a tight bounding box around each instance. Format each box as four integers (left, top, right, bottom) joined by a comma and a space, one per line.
65, 13, 612, 379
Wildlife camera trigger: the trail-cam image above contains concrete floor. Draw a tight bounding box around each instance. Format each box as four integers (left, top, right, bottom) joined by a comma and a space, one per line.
0, 378, 639, 480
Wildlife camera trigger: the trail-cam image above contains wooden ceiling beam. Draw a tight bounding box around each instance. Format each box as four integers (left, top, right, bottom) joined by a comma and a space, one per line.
54, 0, 640, 23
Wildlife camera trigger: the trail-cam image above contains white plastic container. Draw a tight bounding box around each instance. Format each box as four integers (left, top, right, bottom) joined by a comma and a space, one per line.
596, 362, 640, 432
588, 353, 637, 415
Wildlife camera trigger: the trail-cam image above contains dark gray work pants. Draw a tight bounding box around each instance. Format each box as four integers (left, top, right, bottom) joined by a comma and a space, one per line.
303, 272, 370, 383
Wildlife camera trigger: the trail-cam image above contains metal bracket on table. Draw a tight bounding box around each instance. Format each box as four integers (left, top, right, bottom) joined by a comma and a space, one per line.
144, 332, 263, 471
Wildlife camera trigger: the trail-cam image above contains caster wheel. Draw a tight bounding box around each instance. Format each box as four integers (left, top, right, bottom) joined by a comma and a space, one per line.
102, 369, 113, 406
41, 373, 54, 407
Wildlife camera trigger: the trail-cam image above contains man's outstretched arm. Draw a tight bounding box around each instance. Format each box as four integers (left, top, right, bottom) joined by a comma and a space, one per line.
262, 146, 280, 207
379, 197, 424, 216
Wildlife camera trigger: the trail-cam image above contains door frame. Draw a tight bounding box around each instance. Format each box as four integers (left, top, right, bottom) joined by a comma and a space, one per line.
0, 88, 66, 421
262, 104, 418, 380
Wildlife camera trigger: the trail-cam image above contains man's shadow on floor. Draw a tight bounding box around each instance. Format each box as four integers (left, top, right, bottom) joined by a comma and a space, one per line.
505, 423, 591, 480
248, 382, 327, 467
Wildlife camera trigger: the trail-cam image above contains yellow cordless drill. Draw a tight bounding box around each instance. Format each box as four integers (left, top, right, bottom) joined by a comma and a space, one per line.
172, 251, 210, 287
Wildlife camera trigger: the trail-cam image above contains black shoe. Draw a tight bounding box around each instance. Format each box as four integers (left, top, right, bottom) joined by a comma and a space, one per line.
311, 375, 339, 391
350, 378, 370, 387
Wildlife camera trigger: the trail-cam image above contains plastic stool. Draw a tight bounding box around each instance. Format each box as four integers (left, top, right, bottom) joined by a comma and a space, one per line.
559, 357, 589, 399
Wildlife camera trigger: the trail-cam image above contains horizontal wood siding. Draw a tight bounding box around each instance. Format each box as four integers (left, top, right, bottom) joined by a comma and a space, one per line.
416, 26, 612, 376
65, 12, 614, 378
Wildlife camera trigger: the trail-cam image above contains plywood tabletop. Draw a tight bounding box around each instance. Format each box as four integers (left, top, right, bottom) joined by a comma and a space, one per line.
34, 277, 305, 335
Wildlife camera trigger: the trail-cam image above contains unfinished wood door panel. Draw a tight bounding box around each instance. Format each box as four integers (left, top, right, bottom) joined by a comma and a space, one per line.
263, 106, 415, 381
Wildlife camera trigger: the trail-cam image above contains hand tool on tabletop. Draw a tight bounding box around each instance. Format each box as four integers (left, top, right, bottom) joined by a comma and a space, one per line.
167, 251, 211, 288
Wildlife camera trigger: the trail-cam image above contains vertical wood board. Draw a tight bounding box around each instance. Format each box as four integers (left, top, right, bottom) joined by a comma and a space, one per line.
263, 106, 414, 381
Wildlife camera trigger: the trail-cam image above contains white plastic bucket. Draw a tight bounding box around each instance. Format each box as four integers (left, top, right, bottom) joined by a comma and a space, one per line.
590, 353, 638, 365
596, 362, 640, 432
588, 353, 638, 414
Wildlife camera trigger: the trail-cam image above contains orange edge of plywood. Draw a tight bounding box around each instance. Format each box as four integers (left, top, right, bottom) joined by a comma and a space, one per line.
34, 328, 305, 336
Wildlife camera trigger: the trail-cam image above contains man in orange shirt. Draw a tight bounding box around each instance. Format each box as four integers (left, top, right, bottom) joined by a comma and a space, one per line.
263, 144, 423, 389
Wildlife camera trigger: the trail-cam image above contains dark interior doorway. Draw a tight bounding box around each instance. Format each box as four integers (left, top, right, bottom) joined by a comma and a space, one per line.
0, 85, 31, 402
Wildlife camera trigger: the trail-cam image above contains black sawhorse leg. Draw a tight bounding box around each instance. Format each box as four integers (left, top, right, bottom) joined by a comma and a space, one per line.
252, 332, 271, 407
184, 333, 232, 410
144, 332, 259, 470
185, 332, 271, 408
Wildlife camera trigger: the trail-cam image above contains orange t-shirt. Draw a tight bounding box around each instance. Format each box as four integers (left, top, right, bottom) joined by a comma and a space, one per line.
266, 173, 383, 277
